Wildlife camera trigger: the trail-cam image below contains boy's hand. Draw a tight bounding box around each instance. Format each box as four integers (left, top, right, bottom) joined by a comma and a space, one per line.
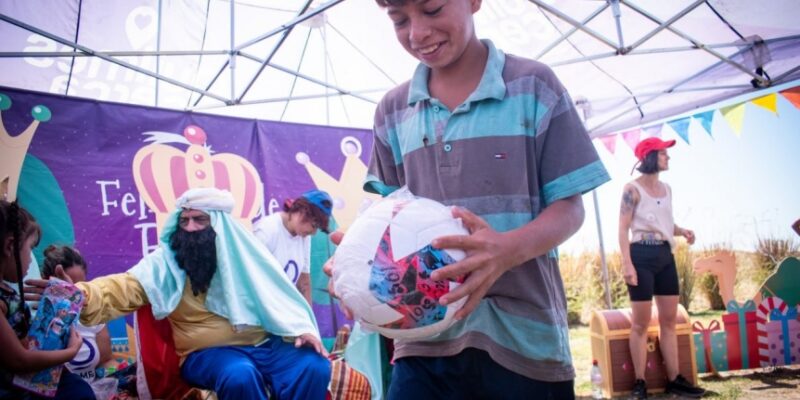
429, 207, 521, 320
294, 333, 329, 357
323, 231, 353, 320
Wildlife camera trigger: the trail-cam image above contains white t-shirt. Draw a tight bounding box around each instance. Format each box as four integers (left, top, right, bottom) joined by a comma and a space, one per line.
66, 322, 106, 382
253, 212, 310, 284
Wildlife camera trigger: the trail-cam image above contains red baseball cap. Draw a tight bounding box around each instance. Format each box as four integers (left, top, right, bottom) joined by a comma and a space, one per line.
634, 137, 675, 161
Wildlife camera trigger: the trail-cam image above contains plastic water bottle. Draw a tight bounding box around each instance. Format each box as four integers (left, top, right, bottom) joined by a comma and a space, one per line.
591, 359, 603, 399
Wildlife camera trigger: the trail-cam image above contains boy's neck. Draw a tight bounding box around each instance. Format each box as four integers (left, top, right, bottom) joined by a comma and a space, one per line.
428, 38, 488, 111
638, 174, 660, 187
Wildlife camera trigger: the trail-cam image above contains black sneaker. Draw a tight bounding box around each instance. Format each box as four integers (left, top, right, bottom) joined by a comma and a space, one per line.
665, 374, 705, 398
631, 379, 647, 399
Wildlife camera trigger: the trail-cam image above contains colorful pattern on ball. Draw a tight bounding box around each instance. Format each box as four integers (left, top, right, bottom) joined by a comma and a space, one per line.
368, 224, 456, 329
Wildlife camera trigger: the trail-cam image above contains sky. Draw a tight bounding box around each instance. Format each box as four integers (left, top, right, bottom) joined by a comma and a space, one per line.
561, 82, 800, 255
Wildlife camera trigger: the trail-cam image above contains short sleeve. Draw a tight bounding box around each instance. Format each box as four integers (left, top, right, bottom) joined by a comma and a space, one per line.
253, 215, 279, 253
536, 73, 610, 205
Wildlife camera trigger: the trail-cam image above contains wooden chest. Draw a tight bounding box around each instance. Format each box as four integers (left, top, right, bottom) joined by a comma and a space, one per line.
589, 305, 698, 398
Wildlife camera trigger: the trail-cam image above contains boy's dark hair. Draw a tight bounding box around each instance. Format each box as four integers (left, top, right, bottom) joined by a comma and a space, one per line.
42, 245, 86, 279
636, 150, 660, 174
1, 200, 40, 333
375, 0, 410, 7
283, 197, 330, 233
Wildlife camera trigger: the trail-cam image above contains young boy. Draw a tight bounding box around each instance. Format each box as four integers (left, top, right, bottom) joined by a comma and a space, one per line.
253, 189, 333, 305
364, 0, 611, 398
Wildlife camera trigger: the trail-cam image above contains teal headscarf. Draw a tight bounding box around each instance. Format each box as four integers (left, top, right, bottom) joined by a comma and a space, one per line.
129, 188, 320, 339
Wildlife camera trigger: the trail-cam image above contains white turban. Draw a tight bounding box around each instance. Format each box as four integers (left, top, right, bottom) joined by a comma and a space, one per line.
175, 187, 235, 214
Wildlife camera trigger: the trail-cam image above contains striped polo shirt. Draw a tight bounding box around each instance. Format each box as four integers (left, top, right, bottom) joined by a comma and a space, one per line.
364, 40, 610, 382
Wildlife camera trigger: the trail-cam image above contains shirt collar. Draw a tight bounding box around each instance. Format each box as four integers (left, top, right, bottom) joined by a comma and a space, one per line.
407, 39, 507, 106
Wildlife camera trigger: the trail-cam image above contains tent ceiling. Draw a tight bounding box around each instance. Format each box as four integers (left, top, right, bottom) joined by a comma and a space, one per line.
1, 0, 798, 136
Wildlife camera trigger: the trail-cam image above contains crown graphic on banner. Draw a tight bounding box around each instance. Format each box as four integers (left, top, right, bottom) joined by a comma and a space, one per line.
132, 125, 263, 232
0, 92, 51, 201
295, 136, 379, 231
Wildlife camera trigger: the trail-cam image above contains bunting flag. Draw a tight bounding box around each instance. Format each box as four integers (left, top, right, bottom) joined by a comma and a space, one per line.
667, 117, 692, 144
621, 128, 641, 151
642, 124, 663, 138
720, 102, 746, 136
595, 84, 799, 156
780, 86, 800, 110
599, 134, 617, 154
692, 110, 715, 137
751, 93, 778, 115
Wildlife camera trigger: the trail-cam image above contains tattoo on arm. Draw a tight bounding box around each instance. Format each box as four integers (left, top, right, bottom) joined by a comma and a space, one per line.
620, 188, 635, 215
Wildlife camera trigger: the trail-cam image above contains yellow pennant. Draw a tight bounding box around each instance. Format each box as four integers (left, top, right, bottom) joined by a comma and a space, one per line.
720, 103, 746, 136
750, 93, 778, 115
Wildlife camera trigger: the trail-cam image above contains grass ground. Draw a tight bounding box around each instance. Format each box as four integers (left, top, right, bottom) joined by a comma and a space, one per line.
570, 311, 800, 399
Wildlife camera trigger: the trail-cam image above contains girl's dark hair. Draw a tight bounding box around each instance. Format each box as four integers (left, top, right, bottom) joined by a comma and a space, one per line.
42, 245, 86, 279
283, 197, 330, 233
1, 200, 40, 333
636, 150, 660, 174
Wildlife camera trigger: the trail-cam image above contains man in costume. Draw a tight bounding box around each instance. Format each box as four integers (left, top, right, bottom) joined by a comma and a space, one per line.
28, 188, 330, 399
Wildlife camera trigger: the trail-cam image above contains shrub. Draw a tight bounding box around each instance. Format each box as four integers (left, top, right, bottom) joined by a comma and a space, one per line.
754, 235, 799, 283
673, 241, 696, 311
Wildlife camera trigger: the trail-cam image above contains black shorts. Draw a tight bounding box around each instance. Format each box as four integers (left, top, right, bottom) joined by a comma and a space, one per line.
627, 243, 680, 301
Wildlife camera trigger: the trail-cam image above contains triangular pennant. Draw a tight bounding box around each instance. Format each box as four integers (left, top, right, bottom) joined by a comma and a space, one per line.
667, 117, 691, 144
720, 102, 746, 136
621, 128, 641, 151
692, 110, 714, 137
641, 124, 663, 138
751, 93, 778, 114
598, 134, 617, 154
780, 86, 800, 110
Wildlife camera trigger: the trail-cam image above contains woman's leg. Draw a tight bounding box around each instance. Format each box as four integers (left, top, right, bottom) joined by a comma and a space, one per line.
629, 300, 653, 380
655, 295, 680, 381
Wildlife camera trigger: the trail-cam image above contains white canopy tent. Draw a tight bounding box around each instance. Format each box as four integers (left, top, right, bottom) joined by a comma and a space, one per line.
2, 0, 799, 308
2, 0, 799, 136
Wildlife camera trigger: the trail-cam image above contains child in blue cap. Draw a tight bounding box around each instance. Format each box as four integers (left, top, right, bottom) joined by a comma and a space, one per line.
254, 189, 333, 304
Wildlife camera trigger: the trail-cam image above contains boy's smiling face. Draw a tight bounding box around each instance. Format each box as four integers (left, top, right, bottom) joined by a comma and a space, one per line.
386, 0, 481, 71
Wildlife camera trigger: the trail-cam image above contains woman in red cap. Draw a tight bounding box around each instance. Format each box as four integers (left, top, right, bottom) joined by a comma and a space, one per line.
618, 138, 704, 399
253, 189, 333, 305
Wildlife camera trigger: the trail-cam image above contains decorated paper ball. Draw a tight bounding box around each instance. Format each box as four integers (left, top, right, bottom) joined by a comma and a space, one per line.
332, 196, 468, 339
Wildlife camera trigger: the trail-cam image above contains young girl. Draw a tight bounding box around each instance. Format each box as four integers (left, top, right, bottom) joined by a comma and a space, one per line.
0, 200, 94, 400
42, 244, 112, 382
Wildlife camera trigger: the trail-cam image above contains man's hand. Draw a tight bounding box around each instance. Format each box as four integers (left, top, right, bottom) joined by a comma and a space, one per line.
24, 265, 73, 308
323, 231, 353, 320
294, 333, 329, 357
429, 207, 521, 320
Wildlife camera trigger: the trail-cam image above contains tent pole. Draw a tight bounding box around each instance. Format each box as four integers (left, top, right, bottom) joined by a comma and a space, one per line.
156, 0, 162, 107
577, 100, 612, 309
592, 190, 612, 309
230, 0, 236, 102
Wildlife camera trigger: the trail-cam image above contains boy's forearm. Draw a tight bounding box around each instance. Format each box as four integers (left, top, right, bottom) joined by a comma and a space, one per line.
505, 194, 584, 266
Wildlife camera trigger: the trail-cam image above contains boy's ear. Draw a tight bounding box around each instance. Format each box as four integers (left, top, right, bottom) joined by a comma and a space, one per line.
470, 0, 482, 13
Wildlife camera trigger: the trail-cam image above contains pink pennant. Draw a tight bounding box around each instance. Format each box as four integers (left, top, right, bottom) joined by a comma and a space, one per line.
622, 128, 642, 151
598, 134, 617, 154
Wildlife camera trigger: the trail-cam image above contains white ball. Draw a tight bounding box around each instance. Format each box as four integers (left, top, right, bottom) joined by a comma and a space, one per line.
333, 196, 468, 339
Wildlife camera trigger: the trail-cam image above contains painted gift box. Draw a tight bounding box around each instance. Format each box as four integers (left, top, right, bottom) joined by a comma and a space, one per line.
765, 307, 800, 366
722, 300, 759, 370
692, 320, 729, 373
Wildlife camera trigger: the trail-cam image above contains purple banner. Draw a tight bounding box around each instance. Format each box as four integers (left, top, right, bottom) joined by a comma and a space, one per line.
1, 86, 371, 339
